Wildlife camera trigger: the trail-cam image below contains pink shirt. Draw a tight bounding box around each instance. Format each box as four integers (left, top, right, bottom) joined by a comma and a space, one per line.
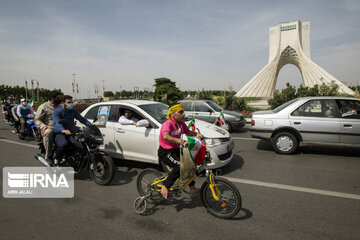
159, 119, 189, 149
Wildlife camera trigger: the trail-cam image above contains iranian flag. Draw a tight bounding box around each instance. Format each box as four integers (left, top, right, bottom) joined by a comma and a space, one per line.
28, 97, 34, 109
217, 112, 225, 125
187, 136, 206, 165
187, 118, 196, 132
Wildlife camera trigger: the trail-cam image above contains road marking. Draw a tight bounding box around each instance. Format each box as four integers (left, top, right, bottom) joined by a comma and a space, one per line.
232, 137, 260, 141
0, 139, 38, 149
223, 176, 360, 200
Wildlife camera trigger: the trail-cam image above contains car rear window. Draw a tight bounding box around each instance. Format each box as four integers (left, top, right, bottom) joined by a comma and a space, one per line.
273, 99, 298, 113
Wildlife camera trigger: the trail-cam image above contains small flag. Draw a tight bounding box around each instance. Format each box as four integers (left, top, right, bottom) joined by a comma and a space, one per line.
187, 136, 206, 165
187, 118, 196, 132
217, 112, 225, 125
28, 97, 34, 109
76, 83, 79, 94
28, 97, 33, 108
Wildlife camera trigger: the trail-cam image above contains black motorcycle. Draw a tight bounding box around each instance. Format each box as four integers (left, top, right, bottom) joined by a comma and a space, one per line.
36, 120, 115, 185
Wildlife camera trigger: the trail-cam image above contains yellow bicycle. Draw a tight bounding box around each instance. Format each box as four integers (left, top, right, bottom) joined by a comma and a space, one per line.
134, 153, 242, 219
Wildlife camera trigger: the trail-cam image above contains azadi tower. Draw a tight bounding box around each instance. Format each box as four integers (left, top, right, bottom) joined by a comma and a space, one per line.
236, 20, 355, 98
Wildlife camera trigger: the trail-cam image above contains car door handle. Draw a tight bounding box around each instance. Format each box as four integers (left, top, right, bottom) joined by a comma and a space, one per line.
195, 113, 199, 115
343, 124, 352, 128
294, 122, 301, 125
116, 128, 125, 133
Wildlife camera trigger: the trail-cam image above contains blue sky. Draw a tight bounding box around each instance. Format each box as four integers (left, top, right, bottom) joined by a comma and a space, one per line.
1, 0, 359, 97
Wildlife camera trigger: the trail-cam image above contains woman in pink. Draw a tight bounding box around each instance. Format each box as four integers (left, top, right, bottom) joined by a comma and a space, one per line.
158, 104, 203, 199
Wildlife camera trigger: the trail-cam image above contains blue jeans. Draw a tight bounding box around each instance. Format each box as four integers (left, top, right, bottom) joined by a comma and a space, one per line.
55, 134, 69, 161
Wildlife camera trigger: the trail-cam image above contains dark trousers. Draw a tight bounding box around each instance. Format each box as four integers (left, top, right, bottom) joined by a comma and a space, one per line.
14, 120, 20, 133
55, 134, 69, 161
158, 146, 195, 189
19, 118, 26, 134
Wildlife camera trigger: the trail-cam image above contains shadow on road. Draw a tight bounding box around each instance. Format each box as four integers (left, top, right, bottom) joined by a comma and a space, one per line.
256, 139, 360, 158
220, 154, 244, 175
256, 139, 273, 151
300, 145, 360, 158
228, 208, 253, 221
231, 127, 250, 134
109, 158, 163, 186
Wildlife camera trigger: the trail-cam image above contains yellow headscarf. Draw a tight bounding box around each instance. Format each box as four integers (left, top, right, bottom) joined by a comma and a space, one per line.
166, 104, 184, 119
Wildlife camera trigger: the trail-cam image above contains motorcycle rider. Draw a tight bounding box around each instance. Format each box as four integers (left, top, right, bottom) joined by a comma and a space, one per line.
34, 91, 62, 164
53, 95, 91, 165
11, 99, 20, 134
17, 98, 36, 139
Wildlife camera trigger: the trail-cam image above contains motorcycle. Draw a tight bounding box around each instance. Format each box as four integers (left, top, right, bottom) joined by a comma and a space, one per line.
18, 114, 41, 141
35, 120, 115, 185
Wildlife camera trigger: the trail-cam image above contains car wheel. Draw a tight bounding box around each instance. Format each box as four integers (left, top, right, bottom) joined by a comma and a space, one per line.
222, 121, 232, 132
271, 132, 298, 154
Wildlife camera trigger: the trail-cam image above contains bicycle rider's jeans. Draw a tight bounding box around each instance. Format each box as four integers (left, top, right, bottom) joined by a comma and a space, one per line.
158, 146, 195, 189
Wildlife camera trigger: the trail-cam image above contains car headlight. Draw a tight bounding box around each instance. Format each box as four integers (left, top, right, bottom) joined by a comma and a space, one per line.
204, 138, 222, 147
235, 117, 241, 121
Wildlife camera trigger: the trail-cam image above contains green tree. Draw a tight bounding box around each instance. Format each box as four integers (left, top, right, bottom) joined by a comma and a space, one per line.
222, 86, 247, 111
318, 81, 339, 96
268, 83, 297, 109
104, 91, 114, 97
153, 77, 183, 105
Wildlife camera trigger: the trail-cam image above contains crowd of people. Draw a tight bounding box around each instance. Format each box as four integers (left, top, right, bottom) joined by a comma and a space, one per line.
2, 91, 91, 166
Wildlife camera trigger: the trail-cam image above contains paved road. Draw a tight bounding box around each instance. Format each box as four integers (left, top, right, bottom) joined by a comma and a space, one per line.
0, 120, 359, 240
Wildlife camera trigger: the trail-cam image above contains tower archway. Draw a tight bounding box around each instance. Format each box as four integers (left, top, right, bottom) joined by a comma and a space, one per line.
236, 21, 354, 98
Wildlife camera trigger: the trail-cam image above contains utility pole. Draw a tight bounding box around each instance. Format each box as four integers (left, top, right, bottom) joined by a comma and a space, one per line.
31, 79, 34, 100
36, 81, 40, 103
119, 86, 122, 99
25, 80, 28, 101
72, 74, 76, 101
102, 80, 105, 98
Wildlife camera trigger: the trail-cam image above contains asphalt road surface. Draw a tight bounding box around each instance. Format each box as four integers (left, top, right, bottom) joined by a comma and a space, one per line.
0, 119, 359, 240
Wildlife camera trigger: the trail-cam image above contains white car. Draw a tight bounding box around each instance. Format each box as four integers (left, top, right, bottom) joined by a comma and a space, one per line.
81, 100, 234, 171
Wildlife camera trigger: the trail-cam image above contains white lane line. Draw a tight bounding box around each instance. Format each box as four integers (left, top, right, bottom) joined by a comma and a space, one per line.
232, 137, 260, 141
0, 139, 38, 149
223, 176, 360, 200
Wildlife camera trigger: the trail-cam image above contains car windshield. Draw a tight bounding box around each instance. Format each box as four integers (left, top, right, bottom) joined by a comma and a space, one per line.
138, 103, 169, 124
273, 99, 299, 113
206, 101, 223, 112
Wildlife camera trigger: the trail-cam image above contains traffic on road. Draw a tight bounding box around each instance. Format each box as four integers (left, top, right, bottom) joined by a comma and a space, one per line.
1, 100, 360, 240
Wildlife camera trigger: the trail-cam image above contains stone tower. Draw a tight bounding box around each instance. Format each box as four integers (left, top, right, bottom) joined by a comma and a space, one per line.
236, 20, 354, 98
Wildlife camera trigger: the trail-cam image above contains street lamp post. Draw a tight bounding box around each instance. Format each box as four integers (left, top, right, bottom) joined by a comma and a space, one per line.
72, 74, 76, 101
102, 80, 105, 98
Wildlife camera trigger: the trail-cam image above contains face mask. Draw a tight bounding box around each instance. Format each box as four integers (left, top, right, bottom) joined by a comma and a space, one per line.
22, 102, 26, 106
65, 103, 73, 110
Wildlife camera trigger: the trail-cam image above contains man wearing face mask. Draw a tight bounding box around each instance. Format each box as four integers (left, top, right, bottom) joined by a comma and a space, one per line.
34, 91, 62, 164
53, 95, 92, 165
17, 98, 36, 139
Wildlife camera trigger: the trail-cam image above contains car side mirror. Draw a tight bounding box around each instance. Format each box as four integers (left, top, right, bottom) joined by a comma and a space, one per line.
136, 119, 150, 128
208, 109, 213, 114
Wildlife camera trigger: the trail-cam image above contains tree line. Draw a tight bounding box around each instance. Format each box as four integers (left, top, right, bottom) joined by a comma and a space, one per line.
0, 85, 63, 103
268, 81, 360, 109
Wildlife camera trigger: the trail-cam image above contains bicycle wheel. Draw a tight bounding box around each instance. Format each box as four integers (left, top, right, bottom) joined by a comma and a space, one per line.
200, 177, 242, 219
134, 197, 147, 214
136, 168, 163, 203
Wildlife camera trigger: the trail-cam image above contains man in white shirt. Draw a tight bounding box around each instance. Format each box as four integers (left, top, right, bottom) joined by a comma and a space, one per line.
118, 109, 138, 126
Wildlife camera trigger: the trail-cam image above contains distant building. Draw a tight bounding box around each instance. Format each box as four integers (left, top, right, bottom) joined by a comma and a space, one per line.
236, 20, 355, 98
